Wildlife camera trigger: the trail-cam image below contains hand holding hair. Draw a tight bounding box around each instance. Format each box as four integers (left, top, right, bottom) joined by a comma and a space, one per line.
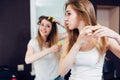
55, 19, 65, 28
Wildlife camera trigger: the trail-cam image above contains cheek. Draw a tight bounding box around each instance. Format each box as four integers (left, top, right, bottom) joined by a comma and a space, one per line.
39, 27, 41, 32
39, 27, 43, 34
75, 20, 80, 27
71, 15, 79, 24
71, 19, 79, 28
47, 28, 52, 33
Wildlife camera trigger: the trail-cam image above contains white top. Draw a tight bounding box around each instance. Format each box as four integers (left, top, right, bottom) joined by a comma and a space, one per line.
69, 48, 105, 80
28, 38, 59, 80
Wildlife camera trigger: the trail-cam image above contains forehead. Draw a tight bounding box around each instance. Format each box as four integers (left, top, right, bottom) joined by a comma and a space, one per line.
41, 19, 52, 25
66, 5, 74, 12
66, 5, 79, 16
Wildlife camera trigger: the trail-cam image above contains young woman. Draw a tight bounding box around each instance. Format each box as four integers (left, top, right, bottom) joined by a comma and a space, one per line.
25, 16, 66, 80
59, 0, 120, 80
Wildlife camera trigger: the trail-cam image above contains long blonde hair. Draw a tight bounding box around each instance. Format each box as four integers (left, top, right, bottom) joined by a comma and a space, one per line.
65, 0, 108, 56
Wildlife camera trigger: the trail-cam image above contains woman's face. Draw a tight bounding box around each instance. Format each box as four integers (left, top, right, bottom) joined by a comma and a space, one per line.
39, 19, 52, 37
64, 5, 81, 30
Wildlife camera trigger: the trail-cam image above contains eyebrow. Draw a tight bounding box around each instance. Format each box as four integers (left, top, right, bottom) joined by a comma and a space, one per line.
66, 10, 70, 13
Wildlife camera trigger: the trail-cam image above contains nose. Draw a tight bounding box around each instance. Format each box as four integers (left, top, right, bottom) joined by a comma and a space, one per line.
41, 25, 46, 30
64, 16, 68, 21
44, 26, 47, 30
64, 16, 68, 26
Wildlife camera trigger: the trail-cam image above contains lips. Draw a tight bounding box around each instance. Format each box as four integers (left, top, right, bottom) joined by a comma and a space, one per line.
65, 22, 69, 27
41, 29, 47, 34
42, 31, 46, 33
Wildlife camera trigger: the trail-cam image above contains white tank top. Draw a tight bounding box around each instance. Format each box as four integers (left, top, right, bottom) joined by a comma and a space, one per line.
69, 48, 105, 80
28, 38, 59, 80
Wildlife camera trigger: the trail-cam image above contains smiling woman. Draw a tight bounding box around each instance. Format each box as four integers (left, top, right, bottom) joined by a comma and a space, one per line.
29, 0, 68, 79
25, 15, 67, 80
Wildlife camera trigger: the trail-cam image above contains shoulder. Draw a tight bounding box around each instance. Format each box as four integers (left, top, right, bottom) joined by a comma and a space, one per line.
107, 37, 120, 53
27, 38, 38, 47
106, 37, 120, 58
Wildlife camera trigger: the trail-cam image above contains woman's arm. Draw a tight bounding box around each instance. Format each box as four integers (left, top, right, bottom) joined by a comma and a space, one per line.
55, 19, 66, 29
55, 19, 68, 40
25, 44, 61, 64
107, 38, 120, 58
58, 32, 68, 40
59, 26, 96, 76
114, 33, 120, 45
92, 26, 120, 58
93, 25, 120, 43
59, 34, 86, 76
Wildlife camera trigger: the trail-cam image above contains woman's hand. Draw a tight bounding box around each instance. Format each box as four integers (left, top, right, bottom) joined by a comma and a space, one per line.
92, 25, 119, 39
76, 26, 94, 45
55, 19, 65, 28
50, 43, 62, 53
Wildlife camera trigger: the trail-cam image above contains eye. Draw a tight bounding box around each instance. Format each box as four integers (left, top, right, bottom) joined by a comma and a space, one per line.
40, 23, 44, 26
47, 25, 50, 28
46, 24, 51, 28
68, 12, 71, 15
65, 12, 71, 16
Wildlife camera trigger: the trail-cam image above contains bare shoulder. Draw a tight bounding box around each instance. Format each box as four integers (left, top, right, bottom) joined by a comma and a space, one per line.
107, 38, 120, 58
107, 38, 119, 48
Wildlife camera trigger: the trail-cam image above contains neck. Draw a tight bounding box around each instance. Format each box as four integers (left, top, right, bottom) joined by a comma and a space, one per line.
42, 35, 47, 42
78, 21, 85, 33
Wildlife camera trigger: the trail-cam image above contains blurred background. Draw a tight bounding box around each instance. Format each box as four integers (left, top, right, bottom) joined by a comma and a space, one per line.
0, 0, 119, 80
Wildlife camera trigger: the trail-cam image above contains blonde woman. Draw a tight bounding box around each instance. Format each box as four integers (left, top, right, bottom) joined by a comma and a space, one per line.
59, 0, 120, 80
25, 16, 66, 80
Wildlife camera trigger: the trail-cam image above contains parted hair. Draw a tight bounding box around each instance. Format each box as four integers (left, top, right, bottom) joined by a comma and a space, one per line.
37, 16, 58, 49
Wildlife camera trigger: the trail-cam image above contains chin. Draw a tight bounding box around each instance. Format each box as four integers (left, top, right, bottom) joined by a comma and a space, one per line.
41, 33, 46, 37
68, 27, 74, 30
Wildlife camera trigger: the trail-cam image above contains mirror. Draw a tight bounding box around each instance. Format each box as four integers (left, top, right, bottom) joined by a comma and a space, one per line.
30, 0, 67, 78
30, 0, 67, 38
